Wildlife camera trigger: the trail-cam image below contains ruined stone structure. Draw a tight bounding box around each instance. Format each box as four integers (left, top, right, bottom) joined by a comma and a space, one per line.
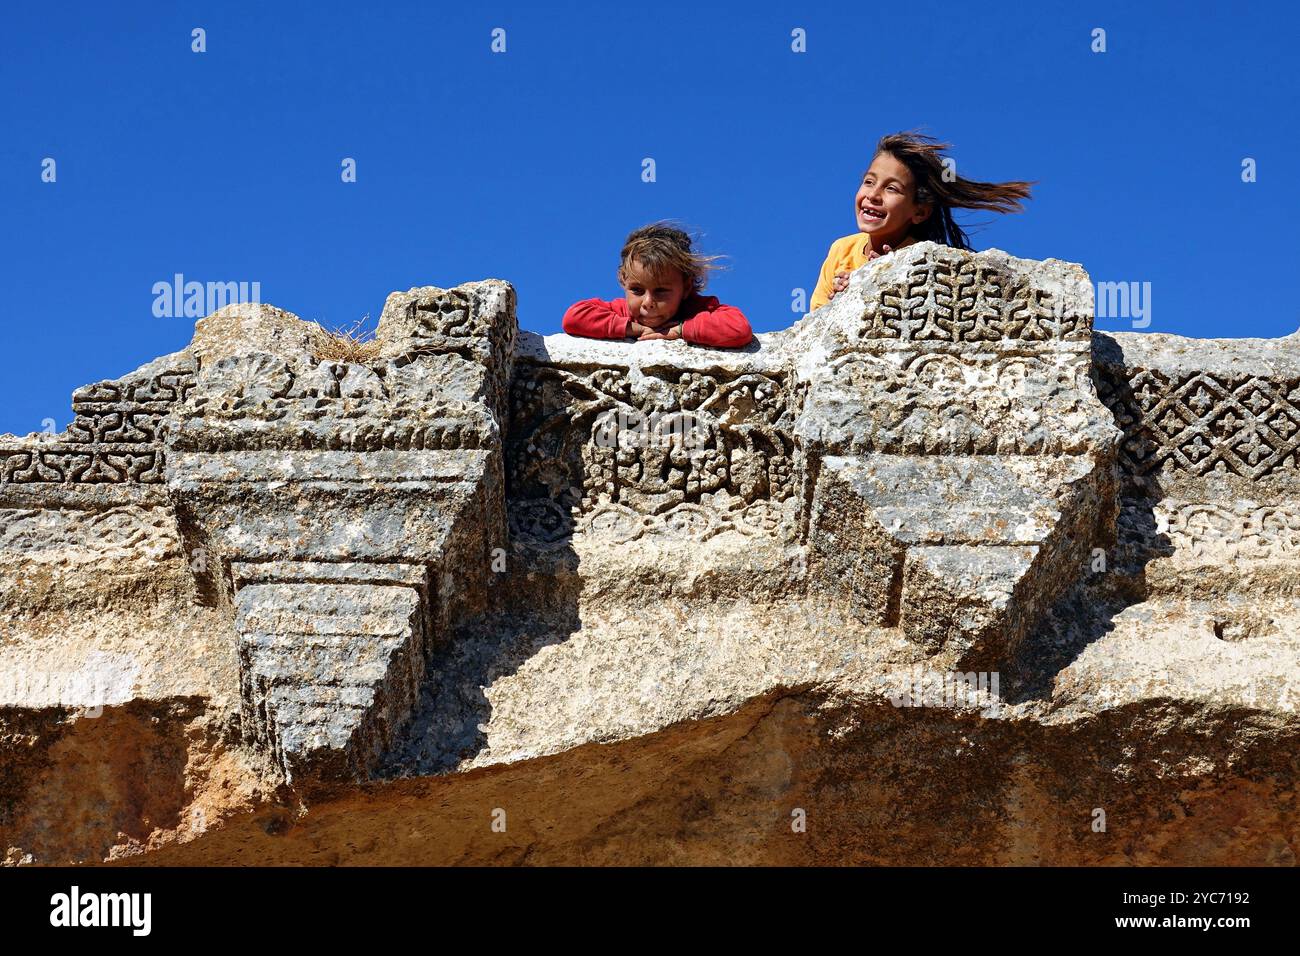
1, 243, 1295, 865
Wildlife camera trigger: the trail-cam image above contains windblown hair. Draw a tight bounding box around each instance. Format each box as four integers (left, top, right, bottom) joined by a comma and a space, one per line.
617, 221, 724, 294
871, 131, 1034, 250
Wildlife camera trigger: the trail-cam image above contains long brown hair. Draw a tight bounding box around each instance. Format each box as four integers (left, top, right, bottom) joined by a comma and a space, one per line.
872, 131, 1034, 250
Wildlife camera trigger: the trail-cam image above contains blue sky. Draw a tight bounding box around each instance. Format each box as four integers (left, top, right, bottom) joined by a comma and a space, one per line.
1, 0, 1296, 435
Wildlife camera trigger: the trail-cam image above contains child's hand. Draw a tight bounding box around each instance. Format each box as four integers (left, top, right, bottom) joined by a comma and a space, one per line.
637, 323, 684, 342
866, 243, 893, 261
626, 319, 655, 337
830, 272, 850, 297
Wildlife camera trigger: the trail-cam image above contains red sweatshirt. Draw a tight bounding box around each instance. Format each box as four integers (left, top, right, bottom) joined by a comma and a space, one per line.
562, 294, 753, 349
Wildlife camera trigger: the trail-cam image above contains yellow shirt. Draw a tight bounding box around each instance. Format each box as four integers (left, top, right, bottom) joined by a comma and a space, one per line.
809, 233, 918, 311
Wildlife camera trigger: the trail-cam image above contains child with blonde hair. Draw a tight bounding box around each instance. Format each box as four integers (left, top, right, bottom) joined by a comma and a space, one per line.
564, 222, 753, 348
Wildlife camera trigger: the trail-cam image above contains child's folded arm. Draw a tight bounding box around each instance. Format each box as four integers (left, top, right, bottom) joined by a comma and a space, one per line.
681, 297, 753, 348
562, 297, 630, 339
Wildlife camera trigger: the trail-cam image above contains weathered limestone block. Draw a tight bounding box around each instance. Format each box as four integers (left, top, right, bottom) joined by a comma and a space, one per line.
0, 350, 195, 513
901, 544, 1038, 664
1095, 329, 1300, 492
232, 562, 429, 784
792, 244, 1112, 455
168, 351, 499, 453
506, 334, 799, 560
377, 280, 517, 429
1096, 328, 1300, 615
168, 450, 491, 568
799, 243, 1120, 669
810, 452, 1111, 668
156, 283, 516, 784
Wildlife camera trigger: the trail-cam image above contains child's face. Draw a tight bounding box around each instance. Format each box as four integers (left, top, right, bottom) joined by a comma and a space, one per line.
855, 153, 931, 245
621, 259, 689, 328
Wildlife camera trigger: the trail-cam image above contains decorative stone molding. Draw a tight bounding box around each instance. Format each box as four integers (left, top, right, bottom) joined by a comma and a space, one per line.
2, 246, 1297, 865
795, 244, 1119, 669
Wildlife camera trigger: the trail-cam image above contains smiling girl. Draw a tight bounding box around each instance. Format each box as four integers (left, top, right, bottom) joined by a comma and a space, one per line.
563, 222, 753, 349
809, 131, 1034, 311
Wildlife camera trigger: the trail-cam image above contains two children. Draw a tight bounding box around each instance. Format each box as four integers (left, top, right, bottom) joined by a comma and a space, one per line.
563, 132, 1032, 347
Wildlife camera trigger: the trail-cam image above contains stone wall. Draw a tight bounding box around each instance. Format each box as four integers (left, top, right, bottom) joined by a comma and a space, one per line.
1, 242, 1296, 865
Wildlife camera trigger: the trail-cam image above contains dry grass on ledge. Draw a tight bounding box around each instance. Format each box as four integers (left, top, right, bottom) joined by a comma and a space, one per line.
313, 316, 383, 364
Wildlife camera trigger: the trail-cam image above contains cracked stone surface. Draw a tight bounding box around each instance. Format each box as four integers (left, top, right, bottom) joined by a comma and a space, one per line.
1, 243, 1297, 865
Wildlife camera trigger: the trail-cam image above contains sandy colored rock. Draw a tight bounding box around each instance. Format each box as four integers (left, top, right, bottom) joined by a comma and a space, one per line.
1, 244, 1296, 865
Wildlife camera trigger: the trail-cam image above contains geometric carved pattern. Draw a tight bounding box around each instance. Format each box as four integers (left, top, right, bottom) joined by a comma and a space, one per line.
0, 447, 164, 484
393, 284, 517, 427
866, 252, 1089, 342
409, 290, 477, 338
1098, 366, 1300, 479
67, 367, 197, 443
0, 361, 196, 485
799, 245, 1101, 467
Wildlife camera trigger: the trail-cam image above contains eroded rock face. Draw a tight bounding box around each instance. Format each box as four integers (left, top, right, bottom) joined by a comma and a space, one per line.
1, 244, 1296, 865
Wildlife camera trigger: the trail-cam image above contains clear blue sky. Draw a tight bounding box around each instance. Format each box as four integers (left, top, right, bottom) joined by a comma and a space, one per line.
1, 0, 1296, 435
